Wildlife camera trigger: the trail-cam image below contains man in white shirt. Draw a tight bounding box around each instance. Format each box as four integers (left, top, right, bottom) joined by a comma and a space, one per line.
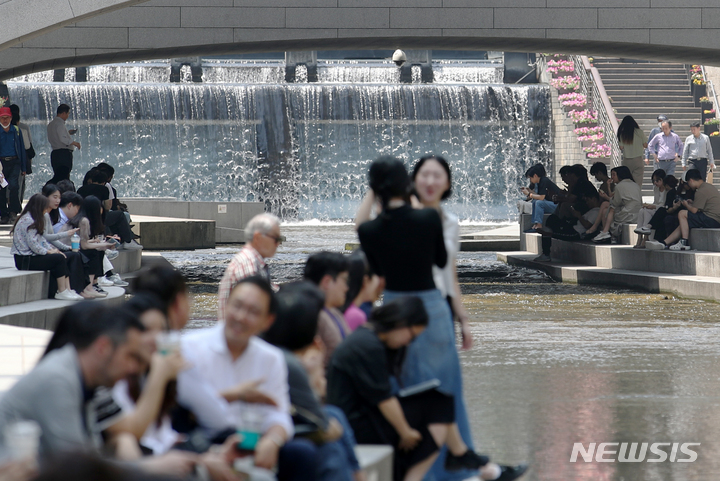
682, 121, 715, 181
178, 276, 317, 478
53, 191, 83, 233
47, 104, 81, 183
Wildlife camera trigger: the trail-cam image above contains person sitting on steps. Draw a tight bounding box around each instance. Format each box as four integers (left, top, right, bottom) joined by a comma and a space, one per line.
642, 175, 679, 246
521, 163, 560, 231
591, 166, 642, 243
534, 188, 603, 262
646, 168, 720, 251
584, 162, 614, 238
633, 169, 667, 248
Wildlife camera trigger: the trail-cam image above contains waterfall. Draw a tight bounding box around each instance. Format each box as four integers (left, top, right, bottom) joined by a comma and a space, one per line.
8, 80, 551, 222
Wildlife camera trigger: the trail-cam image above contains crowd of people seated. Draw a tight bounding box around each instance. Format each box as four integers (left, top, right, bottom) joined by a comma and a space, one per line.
0, 155, 529, 481
522, 159, 720, 259
9, 162, 139, 300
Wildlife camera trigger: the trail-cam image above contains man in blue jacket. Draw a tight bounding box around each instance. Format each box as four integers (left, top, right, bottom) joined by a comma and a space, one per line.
0, 106, 27, 224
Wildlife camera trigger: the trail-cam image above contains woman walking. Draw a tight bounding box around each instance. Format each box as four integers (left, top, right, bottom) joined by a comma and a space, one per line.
617, 115, 648, 188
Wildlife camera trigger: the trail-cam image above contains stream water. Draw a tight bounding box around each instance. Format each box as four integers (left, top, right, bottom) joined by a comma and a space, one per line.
161, 224, 720, 481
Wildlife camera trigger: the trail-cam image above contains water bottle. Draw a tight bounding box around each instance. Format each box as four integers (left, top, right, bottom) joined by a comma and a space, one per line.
71, 233, 80, 252
237, 403, 263, 451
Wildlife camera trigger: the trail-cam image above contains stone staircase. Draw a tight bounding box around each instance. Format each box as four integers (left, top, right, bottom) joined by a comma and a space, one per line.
593, 58, 717, 193
505, 215, 720, 303
0, 242, 140, 329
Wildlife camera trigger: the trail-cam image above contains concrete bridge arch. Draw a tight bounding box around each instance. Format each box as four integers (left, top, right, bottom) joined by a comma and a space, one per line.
3, 0, 720, 80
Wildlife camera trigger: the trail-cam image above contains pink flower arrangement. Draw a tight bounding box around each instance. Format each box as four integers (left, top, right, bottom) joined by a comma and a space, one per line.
550, 76, 580, 90
558, 92, 584, 102
577, 132, 604, 142
574, 126, 603, 136
546, 60, 574, 74
568, 109, 598, 124
583, 143, 611, 158
560, 93, 587, 108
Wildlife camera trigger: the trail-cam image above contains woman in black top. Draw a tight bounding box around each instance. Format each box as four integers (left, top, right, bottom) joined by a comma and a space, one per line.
647, 175, 680, 242
356, 156, 478, 481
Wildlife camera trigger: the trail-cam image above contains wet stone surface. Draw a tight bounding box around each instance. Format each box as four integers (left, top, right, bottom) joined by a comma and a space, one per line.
163, 224, 720, 480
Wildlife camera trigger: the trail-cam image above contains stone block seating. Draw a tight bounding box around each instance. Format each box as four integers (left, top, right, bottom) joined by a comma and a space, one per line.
0, 247, 128, 329
501, 225, 720, 302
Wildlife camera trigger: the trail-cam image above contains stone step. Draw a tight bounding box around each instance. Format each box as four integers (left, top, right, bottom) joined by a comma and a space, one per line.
521, 230, 720, 275
615, 108, 700, 116
593, 61, 686, 68
602, 83, 689, 91
610, 99, 696, 107
499, 251, 720, 303
595, 67, 689, 75
600, 73, 688, 80
0, 286, 126, 330
0, 245, 139, 309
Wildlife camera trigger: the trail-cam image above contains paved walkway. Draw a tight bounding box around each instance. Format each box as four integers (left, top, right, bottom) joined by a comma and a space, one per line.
0, 324, 51, 394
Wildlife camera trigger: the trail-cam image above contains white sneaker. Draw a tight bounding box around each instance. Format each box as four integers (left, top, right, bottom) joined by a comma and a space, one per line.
55, 289, 81, 301
105, 249, 120, 260
669, 240, 692, 251
592, 231, 611, 242
120, 240, 143, 251
98, 276, 115, 287
108, 274, 129, 287
69, 290, 84, 300
645, 240, 667, 250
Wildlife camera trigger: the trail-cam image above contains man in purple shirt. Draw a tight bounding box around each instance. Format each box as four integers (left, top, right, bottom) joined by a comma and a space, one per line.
647, 120, 683, 176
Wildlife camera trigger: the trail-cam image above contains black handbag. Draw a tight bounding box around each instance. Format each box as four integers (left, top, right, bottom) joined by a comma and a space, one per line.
25, 145, 35, 174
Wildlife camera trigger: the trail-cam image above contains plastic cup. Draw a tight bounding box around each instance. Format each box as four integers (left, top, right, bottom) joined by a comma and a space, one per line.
155, 331, 182, 355
4, 420, 41, 461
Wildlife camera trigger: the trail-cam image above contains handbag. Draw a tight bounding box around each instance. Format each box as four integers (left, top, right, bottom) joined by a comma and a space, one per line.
25, 144, 35, 174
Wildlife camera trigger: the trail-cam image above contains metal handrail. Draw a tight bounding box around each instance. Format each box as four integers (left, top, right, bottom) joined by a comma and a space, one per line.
701, 65, 719, 115
576, 56, 621, 167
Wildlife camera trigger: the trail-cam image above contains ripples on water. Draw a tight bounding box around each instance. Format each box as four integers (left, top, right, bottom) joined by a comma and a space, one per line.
163, 224, 720, 480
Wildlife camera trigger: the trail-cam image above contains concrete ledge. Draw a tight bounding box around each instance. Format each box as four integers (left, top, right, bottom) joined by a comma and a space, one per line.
109, 249, 142, 274
124, 198, 264, 244
0, 286, 126, 330
688, 229, 720, 252
520, 214, 638, 246
216, 226, 246, 244
499, 251, 720, 302
355, 445, 393, 481
522, 232, 720, 278
131, 215, 215, 250
460, 239, 519, 251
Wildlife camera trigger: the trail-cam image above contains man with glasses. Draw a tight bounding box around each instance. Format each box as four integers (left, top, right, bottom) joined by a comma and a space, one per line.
218, 213, 281, 322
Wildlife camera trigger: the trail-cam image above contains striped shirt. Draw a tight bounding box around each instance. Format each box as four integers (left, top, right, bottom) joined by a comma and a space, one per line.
217, 245, 268, 321
11, 214, 53, 256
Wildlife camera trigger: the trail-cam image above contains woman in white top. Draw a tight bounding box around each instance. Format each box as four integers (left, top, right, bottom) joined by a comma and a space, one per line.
617, 115, 648, 189
410, 155, 473, 350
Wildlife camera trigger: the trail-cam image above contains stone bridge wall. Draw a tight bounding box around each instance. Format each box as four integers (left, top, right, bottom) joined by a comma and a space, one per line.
3, 1, 720, 80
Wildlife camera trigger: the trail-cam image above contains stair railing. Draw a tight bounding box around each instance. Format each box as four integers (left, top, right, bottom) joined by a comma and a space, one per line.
572, 56, 621, 167
701, 65, 719, 117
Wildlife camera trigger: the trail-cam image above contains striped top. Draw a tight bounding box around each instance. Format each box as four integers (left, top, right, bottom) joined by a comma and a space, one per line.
11, 213, 53, 256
